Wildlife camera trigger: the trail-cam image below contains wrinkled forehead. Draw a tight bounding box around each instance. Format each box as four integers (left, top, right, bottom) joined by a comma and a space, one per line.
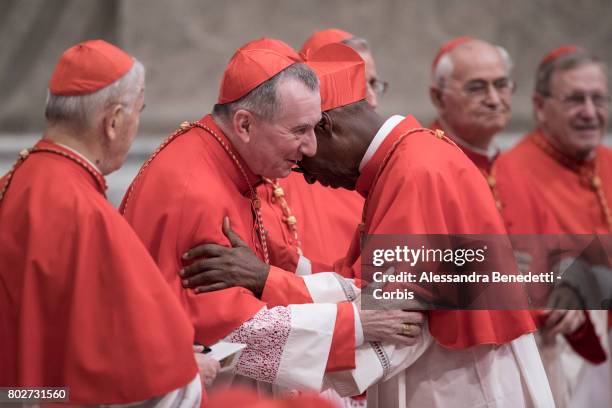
550, 62, 608, 93
450, 42, 509, 81
274, 77, 321, 124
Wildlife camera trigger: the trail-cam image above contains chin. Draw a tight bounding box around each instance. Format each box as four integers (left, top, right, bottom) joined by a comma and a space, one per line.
104, 158, 125, 175
267, 167, 292, 179
480, 119, 506, 133
574, 142, 600, 157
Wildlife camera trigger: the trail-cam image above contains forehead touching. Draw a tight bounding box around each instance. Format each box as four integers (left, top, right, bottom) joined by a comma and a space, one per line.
274, 76, 321, 128
450, 40, 509, 81
551, 62, 608, 93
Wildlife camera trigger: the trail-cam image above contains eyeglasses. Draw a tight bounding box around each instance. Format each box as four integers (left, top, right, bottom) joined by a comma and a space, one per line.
368, 78, 389, 95
545, 92, 611, 109
461, 78, 516, 100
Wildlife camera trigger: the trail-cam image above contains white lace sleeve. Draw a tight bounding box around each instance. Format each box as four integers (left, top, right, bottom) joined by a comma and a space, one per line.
224, 303, 340, 391
225, 307, 291, 383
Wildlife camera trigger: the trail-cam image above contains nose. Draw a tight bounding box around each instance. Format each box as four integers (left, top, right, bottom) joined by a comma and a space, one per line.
366, 84, 379, 109
483, 85, 502, 107
579, 97, 599, 120
300, 128, 317, 157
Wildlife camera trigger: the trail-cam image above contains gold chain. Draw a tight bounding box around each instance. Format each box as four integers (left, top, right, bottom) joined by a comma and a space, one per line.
263, 178, 303, 256
532, 132, 612, 232
122, 121, 270, 264
361, 128, 451, 225
193, 122, 269, 263
482, 168, 503, 212
0, 147, 107, 204
120, 123, 190, 214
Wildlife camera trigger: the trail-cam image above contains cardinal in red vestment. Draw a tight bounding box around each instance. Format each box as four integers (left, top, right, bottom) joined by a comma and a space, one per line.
298, 42, 553, 407
0, 40, 202, 406
495, 45, 611, 407
121, 40, 426, 394
230, 37, 364, 274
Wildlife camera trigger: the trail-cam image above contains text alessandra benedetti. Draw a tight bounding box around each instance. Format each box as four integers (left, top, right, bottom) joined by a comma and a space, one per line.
372, 271, 556, 283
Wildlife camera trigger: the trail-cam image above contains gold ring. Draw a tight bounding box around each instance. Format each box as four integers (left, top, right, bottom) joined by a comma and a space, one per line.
401, 323, 413, 336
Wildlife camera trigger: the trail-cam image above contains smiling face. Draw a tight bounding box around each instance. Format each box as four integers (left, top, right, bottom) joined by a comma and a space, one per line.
242, 77, 321, 179
535, 62, 609, 159
433, 41, 512, 147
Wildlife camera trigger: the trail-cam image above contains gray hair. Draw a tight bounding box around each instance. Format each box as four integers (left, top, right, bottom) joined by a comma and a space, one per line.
433, 44, 513, 88
342, 36, 370, 53
535, 51, 604, 96
44, 59, 145, 128
213, 62, 319, 123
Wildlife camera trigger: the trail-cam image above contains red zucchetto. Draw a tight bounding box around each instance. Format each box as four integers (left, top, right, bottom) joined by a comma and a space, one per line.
49, 39, 134, 96
305, 42, 366, 111
217, 48, 296, 104
300, 28, 354, 55
431, 36, 474, 73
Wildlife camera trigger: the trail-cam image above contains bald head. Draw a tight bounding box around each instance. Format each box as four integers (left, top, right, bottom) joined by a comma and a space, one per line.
433, 39, 511, 89
430, 39, 514, 149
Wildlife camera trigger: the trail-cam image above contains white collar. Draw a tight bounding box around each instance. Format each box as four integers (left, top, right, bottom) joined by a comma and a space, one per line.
359, 115, 405, 171
55, 142, 102, 173
450, 133, 499, 160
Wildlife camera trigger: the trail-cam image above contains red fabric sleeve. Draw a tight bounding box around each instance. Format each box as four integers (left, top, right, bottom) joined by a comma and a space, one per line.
564, 312, 607, 364
325, 301, 356, 372
310, 259, 334, 273
261, 266, 313, 307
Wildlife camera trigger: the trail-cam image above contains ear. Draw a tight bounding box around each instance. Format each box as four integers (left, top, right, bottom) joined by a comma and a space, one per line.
429, 86, 445, 110
103, 104, 124, 142
316, 111, 333, 139
232, 109, 253, 143
532, 93, 546, 124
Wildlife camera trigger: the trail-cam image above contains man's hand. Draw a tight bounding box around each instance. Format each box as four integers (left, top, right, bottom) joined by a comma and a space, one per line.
193, 345, 221, 387
541, 309, 586, 343
359, 309, 425, 347
180, 217, 270, 297
540, 284, 586, 343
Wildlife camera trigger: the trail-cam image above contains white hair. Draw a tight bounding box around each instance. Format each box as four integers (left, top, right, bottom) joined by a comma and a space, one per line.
342, 36, 370, 53
432, 45, 513, 88
45, 59, 145, 128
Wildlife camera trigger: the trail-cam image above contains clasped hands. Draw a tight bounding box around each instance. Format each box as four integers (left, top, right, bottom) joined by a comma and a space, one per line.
180, 216, 426, 346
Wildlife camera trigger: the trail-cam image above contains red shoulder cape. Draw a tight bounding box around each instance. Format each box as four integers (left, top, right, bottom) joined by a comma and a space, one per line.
0, 140, 197, 404
350, 117, 536, 348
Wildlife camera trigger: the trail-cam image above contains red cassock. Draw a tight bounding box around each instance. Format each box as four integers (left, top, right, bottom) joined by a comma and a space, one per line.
343, 116, 536, 348
496, 129, 612, 234
259, 173, 363, 272
430, 120, 556, 232
495, 128, 611, 363
208, 386, 337, 408
429, 123, 604, 361
0, 140, 198, 404
429, 120, 497, 175
120, 115, 354, 370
